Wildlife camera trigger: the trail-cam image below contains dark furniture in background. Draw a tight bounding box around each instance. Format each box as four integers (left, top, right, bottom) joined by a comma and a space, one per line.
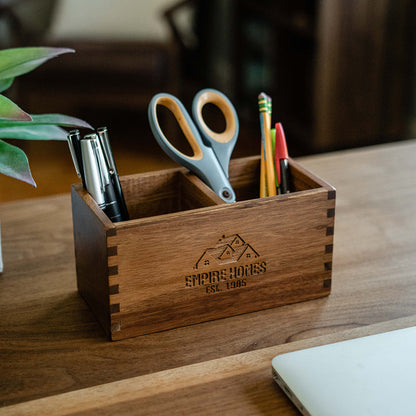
17, 40, 180, 137
0, 0, 57, 48
0, 1, 180, 162
2, 0, 415, 158
167, 0, 414, 154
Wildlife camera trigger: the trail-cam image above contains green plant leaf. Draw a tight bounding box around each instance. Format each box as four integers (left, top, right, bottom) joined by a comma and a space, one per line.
0, 94, 31, 121
0, 124, 68, 141
0, 47, 74, 80
0, 77, 14, 93
0, 113, 93, 129
0, 139, 35, 186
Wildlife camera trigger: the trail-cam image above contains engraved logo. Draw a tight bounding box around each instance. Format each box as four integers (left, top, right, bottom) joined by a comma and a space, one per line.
194, 234, 260, 269
185, 234, 267, 294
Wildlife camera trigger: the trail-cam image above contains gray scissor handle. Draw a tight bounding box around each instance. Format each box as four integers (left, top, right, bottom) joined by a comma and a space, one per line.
192, 88, 239, 177
148, 92, 235, 203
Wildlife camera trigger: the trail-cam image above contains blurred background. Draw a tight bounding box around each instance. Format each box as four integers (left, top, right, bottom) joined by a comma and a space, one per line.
0, 0, 415, 201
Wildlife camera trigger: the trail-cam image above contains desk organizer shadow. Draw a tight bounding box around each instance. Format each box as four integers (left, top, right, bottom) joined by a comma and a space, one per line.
71, 156, 336, 341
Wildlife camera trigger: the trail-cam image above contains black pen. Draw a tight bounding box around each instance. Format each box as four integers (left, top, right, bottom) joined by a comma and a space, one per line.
67, 129, 86, 187
96, 127, 129, 221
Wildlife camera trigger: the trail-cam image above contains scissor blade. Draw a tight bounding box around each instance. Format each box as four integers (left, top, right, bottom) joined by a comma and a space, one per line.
191, 145, 236, 203
203, 139, 234, 178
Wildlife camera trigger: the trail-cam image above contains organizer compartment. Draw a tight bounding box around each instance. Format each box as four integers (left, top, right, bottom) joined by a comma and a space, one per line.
71, 156, 335, 340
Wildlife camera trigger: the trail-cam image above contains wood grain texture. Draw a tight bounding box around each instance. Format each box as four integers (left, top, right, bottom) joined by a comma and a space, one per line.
119, 168, 224, 220
0, 140, 415, 409
72, 156, 335, 340
72, 168, 227, 338
3, 315, 416, 416
71, 185, 115, 336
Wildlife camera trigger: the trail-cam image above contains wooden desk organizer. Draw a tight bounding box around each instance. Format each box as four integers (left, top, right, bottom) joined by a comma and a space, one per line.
71, 156, 335, 341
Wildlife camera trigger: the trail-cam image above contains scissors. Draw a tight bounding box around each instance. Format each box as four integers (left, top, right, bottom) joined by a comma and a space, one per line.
148, 88, 239, 203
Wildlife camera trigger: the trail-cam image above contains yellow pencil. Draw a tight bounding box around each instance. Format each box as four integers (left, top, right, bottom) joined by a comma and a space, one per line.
260, 140, 266, 197
258, 93, 276, 196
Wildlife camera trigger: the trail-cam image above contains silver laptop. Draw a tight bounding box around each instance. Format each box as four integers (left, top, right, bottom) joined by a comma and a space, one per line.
272, 326, 416, 416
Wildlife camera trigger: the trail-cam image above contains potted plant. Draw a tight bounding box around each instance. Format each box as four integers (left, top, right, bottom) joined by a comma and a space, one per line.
0, 46, 93, 271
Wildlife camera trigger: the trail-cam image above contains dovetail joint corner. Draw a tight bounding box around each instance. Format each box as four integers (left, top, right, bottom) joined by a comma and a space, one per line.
110, 303, 120, 314
325, 244, 333, 254
109, 284, 119, 295
108, 265, 119, 276
107, 245, 118, 257
327, 208, 335, 218
323, 279, 332, 288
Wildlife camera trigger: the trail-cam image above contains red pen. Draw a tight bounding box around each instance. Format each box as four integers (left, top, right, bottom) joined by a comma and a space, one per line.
274, 122, 290, 193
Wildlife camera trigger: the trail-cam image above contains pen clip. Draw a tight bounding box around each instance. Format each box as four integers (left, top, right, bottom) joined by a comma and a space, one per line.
95, 140, 110, 187
67, 133, 81, 178
97, 127, 130, 221
97, 127, 116, 175
67, 129, 85, 186
85, 133, 110, 187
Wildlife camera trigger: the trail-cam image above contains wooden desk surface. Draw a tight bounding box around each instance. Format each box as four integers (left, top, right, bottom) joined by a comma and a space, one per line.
1, 140, 415, 414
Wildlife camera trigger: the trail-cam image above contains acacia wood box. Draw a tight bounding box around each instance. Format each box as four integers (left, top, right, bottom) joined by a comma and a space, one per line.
71, 156, 336, 341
